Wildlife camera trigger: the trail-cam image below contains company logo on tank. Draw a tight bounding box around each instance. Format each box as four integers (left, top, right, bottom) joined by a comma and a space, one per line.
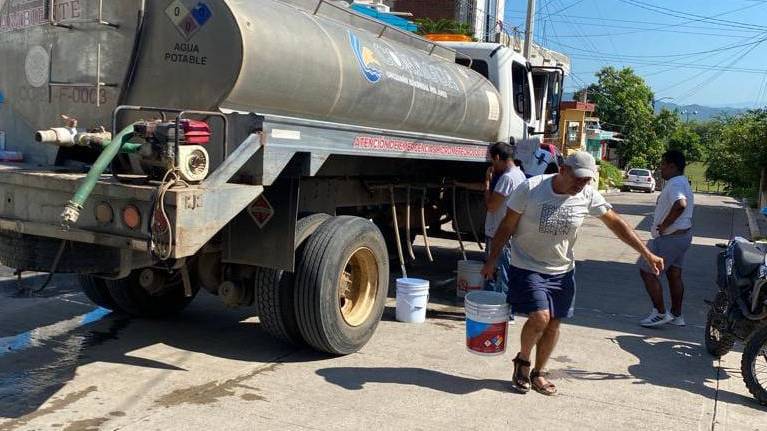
346, 31, 459, 99
165, 0, 212, 40
348, 31, 382, 83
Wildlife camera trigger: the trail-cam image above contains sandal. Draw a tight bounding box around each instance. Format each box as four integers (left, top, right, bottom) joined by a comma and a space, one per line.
530, 369, 557, 396
511, 354, 531, 393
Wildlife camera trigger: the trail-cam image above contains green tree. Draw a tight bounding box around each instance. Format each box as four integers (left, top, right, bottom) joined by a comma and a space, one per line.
576, 67, 663, 168
668, 124, 703, 162
705, 110, 767, 202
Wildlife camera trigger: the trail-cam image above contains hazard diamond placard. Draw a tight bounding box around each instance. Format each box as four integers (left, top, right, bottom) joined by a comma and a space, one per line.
248, 195, 274, 229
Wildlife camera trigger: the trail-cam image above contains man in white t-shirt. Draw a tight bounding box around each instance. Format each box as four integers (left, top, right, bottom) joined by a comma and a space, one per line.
482, 152, 664, 396
638, 150, 695, 327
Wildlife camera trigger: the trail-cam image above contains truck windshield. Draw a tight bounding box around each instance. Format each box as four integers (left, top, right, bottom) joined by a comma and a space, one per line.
455, 58, 489, 79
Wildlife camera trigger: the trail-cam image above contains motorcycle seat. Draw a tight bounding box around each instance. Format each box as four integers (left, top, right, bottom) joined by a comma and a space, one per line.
734, 241, 764, 277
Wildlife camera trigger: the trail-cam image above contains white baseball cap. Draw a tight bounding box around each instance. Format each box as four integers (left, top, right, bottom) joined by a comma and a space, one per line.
564, 152, 598, 179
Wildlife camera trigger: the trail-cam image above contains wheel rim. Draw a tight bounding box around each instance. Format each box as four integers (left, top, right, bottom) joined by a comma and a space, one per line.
338, 247, 379, 327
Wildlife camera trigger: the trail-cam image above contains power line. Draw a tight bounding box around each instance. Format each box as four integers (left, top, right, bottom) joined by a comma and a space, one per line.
593, 0, 621, 62
506, 10, 765, 34
567, 55, 767, 75
666, 36, 766, 102
617, 0, 767, 32
548, 34, 767, 60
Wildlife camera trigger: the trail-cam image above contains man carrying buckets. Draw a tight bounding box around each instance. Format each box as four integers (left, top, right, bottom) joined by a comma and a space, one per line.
481, 152, 664, 396
458, 142, 525, 296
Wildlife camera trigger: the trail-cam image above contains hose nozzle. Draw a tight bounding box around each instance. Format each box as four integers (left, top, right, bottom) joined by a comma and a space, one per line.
60, 202, 82, 230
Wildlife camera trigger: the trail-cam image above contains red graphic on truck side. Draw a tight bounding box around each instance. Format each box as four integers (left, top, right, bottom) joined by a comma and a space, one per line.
353, 135, 486, 159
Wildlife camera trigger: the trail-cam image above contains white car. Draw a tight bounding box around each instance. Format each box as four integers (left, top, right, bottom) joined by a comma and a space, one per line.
622, 169, 656, 193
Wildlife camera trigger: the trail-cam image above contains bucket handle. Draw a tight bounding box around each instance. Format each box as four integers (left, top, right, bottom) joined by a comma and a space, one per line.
401, 293, 429, 308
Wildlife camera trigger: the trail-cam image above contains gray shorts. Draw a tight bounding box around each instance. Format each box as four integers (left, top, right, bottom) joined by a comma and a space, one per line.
639, 230, 693, 273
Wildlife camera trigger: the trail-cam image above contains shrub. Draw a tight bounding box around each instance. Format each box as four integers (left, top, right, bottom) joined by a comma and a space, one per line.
598, 160, 623, 190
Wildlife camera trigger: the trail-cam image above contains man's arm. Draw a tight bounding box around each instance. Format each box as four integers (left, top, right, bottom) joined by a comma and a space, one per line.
485, 192, 507, 212
480, 209, 522, 279
455, 166, 494, 194
599, 209, 664, 275
657, 198, 687, 235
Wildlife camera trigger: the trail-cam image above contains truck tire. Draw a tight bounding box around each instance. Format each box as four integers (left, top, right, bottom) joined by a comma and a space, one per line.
705, 309, 735, 357
294, 216, 389, 355
105, 268, 199, 317
254, 213, 330, 345
741, 326, 767, 406
78, 275, 123, 311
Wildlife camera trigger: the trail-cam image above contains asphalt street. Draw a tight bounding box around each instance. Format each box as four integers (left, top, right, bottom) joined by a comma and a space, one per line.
0, 191, 764, 430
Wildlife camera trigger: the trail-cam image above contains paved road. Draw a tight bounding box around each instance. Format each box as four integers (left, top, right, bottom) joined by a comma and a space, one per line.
0, 192, 763, 430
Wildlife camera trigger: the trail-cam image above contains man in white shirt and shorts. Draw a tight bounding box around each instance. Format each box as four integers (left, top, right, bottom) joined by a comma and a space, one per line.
482, 152, 664, 396
638, 150, 695, 327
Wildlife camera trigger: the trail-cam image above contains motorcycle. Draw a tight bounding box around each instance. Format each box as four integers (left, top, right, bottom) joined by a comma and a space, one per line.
705, 237, 767, 405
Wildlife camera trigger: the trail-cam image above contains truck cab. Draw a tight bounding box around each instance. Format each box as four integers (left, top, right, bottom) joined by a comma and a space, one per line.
444, 42, 567, 144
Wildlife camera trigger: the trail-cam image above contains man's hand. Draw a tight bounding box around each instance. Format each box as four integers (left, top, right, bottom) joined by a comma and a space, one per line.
485, 166, 494, 187
643, 252, 664, 276
481, 260, 496, 280
600, 209, 665, 276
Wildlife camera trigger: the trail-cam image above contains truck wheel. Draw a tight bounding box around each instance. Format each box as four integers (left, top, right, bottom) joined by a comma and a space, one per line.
705, 309, 735, 357
105, 268, 199, 317
741, 326, 767, 406
78, 275, 122, 311
254, 213, 330, 345
295, 216, 389, 355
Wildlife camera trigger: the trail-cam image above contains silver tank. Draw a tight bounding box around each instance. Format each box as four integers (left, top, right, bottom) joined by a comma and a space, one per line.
0, 0, 502, 162
124, 0, 502, 141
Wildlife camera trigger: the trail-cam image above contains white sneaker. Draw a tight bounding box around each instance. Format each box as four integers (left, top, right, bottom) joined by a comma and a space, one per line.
640, 310, 673, 327
669, 314, 686, 326
640, 308, 659, 325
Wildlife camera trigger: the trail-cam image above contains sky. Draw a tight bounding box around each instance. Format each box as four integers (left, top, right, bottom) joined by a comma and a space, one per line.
504, 0, 767, 107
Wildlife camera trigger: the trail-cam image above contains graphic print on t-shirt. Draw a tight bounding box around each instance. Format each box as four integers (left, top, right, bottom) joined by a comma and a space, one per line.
539, 204, 573, 236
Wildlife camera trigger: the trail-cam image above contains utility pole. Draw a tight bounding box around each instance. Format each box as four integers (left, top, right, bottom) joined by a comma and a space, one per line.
523, 0, 536, 59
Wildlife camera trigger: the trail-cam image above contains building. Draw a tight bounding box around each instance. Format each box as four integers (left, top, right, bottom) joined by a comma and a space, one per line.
557, 101, 595, 155
390, 0, 506, 41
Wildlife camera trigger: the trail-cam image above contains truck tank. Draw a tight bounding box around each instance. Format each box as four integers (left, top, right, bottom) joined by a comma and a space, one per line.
0, 0, 502, 164
124, 0, 502, 141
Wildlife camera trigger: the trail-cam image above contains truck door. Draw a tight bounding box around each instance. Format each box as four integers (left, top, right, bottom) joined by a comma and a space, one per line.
531, 67, 565, 136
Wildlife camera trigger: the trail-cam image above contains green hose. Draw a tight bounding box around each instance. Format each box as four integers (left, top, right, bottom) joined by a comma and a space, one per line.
60, 124, 138, 227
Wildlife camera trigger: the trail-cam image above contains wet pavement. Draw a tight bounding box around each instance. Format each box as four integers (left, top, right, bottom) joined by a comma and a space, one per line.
0, 192, 764, 430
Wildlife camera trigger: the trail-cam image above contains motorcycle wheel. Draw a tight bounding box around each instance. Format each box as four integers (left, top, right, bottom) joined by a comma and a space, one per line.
741, 326, 767, 406
705, 309, 735, 357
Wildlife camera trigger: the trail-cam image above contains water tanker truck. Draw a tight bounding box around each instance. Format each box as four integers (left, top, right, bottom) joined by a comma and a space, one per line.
0, 0, 567, 354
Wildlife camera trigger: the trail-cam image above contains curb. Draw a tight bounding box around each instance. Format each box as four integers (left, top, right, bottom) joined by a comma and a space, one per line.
743, 199, 766, 240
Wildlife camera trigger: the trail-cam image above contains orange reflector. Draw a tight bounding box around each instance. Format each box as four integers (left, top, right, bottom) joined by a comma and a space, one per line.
122, 205, 141, 230
94, 202, 113, 224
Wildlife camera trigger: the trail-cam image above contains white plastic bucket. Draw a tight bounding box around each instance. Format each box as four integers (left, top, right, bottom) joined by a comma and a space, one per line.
396, 278, 430, 323
456, 259, 484, 298
465, 291, 509, 356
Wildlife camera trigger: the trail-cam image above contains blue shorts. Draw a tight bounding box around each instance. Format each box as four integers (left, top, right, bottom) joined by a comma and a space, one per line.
506, 266, 576, 319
